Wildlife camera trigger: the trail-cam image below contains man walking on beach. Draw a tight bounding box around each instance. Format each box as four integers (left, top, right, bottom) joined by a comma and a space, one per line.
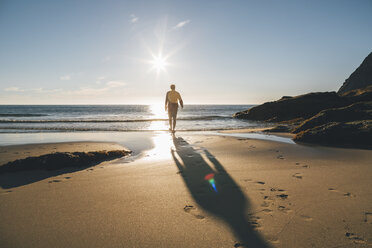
165, 84, 183, 132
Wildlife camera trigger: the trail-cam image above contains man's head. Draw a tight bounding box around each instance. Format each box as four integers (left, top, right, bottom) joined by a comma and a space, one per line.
170, 84, 175, 90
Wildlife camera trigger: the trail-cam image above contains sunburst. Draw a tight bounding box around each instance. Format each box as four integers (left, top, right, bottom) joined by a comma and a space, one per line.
151, 54, 168, 73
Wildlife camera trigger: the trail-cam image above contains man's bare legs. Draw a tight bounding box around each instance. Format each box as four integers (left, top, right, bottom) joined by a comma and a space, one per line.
173, 118, 176, 131
168, 117, 176, 131
168, 116, 177, 132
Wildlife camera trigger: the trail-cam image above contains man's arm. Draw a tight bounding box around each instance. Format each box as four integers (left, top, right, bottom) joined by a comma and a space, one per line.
179, 94, 183, 108
165, 92, 169, 111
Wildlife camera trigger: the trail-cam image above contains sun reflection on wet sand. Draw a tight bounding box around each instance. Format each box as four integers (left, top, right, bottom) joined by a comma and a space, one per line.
143, 132, 175, 160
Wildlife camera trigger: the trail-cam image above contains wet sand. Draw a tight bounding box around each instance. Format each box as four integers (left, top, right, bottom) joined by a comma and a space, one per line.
0, 132, 372, 247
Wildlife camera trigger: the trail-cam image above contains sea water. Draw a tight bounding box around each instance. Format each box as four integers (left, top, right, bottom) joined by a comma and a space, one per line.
0, 105, 264, 133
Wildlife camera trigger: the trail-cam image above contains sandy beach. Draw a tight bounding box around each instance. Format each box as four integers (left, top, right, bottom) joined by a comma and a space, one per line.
0, 132, 371, 248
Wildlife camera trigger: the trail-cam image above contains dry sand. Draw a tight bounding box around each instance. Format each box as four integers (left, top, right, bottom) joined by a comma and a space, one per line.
0, 133, 372, 247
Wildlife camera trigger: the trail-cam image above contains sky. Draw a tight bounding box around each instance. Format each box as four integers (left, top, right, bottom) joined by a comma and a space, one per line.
0, 0, 372, 105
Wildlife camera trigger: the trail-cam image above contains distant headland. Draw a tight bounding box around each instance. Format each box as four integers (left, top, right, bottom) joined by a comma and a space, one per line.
234, 52, 372, 148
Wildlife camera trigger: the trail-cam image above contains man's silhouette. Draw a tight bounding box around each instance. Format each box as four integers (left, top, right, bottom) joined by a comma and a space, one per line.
165, 84, 183, 132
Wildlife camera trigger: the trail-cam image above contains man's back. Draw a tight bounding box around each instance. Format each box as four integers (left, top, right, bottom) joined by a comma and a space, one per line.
167, 90, 181, 104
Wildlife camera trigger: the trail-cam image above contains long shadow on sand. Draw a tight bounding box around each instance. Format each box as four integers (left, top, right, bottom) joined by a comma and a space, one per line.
171, 135, 270, 248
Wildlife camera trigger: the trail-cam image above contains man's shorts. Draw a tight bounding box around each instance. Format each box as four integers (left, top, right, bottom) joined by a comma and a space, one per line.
168, 103, 179, 119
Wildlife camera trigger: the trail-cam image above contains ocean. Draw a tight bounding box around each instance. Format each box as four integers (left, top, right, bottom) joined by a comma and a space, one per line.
0, 105, 264, 133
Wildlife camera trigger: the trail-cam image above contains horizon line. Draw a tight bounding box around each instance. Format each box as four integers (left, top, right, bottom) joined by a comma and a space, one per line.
0, 103, 258, 106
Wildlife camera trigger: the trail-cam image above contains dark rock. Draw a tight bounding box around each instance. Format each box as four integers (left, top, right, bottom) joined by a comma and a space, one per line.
233, 92, 343, 122
340, 85, 372, 102
293, 101, 372, 133
338, 52, 372, 95
0, 150, 131, 174
294, 120, 372, 147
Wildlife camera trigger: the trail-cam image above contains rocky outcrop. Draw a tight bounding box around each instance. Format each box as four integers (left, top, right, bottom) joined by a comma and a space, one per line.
338, 52, 372, 94
292, 101, 372, 147
293, 120, 372, 147
234, 51, 372, 148
234, 92, 344, 122
293, 101, 372, 134
340, 85, 372, 102
0, 150, 131, 174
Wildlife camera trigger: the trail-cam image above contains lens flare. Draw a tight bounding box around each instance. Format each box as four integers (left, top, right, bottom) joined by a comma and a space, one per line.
204, 173, 217, 192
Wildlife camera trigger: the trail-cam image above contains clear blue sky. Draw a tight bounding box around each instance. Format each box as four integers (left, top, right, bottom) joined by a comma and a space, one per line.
0, 0, 371, 104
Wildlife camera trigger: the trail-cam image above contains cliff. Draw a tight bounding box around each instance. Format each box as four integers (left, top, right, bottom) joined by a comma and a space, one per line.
338, 52, 372, 94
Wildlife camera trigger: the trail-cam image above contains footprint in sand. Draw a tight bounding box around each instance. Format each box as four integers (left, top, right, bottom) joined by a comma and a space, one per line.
48, 179, 62, 183
194, 215, 205, 219
276, 193, 289, 200
343, 192, 355, 197
262, 208, 273, 214
278, 205, 292, 214
256, 181, 265, 185
270, 188, 285, 192
183, 205, 205, 220
364, 212, 372, 224
267, 236, 280, 244
328, 188, 355, 197
86, 168, 94, 171
183, 205, 194, 212
247, 215, 262, 229
295, 162, 300, 165
292, 173, 303, 179
300, 214, 313, 222
345, 232, 366, 244
49, 177, 71, 183
302, 165, 309, 168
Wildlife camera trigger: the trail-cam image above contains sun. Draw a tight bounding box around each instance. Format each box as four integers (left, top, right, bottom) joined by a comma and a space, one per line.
151, 55, 168, 73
